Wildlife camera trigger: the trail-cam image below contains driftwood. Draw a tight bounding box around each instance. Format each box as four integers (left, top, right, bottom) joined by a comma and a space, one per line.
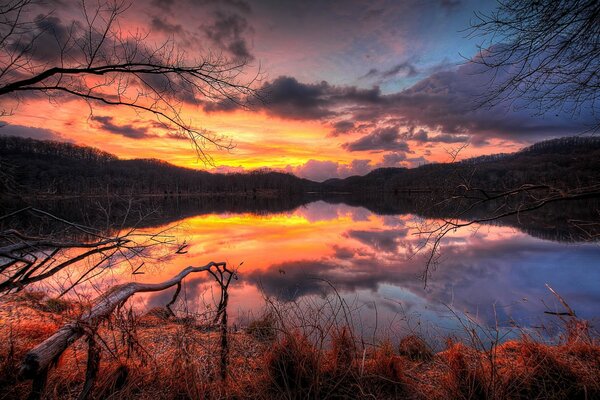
20, 261, 227, 383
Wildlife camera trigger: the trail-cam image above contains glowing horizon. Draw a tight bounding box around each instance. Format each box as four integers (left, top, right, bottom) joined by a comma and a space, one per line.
0, 0, 592, 182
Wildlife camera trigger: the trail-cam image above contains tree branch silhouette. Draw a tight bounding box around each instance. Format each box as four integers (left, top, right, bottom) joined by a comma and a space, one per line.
0, 0, 260, 163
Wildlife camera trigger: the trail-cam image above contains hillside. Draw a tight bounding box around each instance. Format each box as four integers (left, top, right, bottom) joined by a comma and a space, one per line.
1, 135, 600, 196
0, 136, 318, 196
321, 136, 600, 193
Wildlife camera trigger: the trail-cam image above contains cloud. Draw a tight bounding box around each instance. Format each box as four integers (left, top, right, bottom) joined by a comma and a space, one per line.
91, 116, 154, 139
192, 0, 251, 14
362, 68, 379, 79
206, 46, 597, 145
286, 158, 372, 182
150, 17, 183, 33
362, 62, 419, 80
330, 120, 356, 136
254, 77, 337, 119
382, 62, 418, 78
206, 75, 382, 119
378, 151, 408, 166
347, 229, 408, 253
343, 126, 409, 152
400, 128, 470, 144
8, 15, 76, 64
207, 76, 335, 119
151, 0, 175, 11
153, 0, 252, 13
202, 11, 253, 60
0, 123, 64, 141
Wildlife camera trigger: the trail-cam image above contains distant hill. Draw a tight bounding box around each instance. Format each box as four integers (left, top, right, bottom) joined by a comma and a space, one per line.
321, 136, 600, 193
0, 135, 318, 196
1, 135, 599, 197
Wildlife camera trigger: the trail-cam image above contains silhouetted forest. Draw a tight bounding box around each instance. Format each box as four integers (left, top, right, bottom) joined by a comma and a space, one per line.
2, 135, 600, 197
0, 136, 317, 196
322, 136, 600, 193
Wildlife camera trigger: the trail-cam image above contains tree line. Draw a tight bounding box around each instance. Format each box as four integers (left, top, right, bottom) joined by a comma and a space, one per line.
0, 136, 316, 196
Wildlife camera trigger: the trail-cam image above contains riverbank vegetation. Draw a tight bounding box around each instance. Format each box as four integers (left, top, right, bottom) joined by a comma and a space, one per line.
1, 289, 598, 400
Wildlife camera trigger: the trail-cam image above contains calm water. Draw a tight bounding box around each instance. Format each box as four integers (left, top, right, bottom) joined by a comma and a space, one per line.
14, 197, 600, 341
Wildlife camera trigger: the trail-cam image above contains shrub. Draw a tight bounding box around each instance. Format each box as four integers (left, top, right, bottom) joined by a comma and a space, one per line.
362, 340, 408, 398
246, 313, 277, 342
330, 327, 355, 371
506, 340, 590, 399
398, 335, 433, 362
266, 332, 319, 396
443, 341, 490, 400
43, 297, 70, 313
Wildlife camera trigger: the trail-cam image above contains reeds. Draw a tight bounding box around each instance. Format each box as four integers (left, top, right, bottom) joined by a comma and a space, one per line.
1, 290, 599, 399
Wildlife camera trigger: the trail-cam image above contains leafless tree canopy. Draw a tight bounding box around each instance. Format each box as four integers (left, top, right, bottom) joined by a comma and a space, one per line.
470, 0, 600, 128
0, 205, 181, 296
0, 0, 259, 163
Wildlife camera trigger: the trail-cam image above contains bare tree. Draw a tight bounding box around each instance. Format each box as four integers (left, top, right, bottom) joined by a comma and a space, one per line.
0, 0, 259, 162
470, 0, 600, 129
0, 0, 259, 292
407, 0, 600, 286
0, 205, 182, 295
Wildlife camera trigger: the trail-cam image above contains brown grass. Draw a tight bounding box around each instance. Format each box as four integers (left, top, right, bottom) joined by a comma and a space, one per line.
399, 335, 434, 362
1, 293, 599, 399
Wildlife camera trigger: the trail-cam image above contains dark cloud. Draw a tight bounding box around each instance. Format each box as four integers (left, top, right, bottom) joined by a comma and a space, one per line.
91, 116, 153, 139
150, 17, 183, 33
9, 15, 78, 64
332, 245, 356, 260
206, 48, 596, 145
401, 128, 469, 144
192, 0, 251, 14
202, 11, 253, 60
361, 68, 379, 79
343, 126, 409, 152
153, 0, 251, 13
330, 120, 356, 136
402, 128, 429, 142
363, 62, 419, 80
382, 62, 418, 78
379, 54, 597, 141
151, 0, 175, 11
347, 229, 408, 253
0, 123, 64, 141
206, 76, 382, 119
257, 76, 336, 119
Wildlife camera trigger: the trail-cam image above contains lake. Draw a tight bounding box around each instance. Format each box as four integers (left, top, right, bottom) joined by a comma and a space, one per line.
5, 195, 600, 343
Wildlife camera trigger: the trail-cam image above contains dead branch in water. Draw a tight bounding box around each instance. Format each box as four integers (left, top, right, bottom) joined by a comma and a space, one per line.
20, 261, 229, 398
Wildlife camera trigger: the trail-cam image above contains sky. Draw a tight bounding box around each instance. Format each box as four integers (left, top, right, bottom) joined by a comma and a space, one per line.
1, 0, 596, 181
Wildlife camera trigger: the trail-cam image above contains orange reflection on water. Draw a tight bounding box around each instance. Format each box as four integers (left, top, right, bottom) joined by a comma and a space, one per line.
39, 200, 600, 333
138, 207, 385, 281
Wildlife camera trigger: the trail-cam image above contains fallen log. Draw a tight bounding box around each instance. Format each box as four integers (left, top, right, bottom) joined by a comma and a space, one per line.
20, 261, 227, 381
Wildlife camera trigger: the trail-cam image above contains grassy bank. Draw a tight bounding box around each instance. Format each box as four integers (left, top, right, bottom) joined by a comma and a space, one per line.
1, 292, 599, 399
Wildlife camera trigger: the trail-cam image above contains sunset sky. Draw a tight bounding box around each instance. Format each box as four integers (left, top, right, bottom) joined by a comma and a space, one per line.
1, 0, 596, 181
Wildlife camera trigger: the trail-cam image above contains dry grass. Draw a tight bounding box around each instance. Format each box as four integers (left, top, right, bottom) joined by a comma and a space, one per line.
1, 292, 599, 399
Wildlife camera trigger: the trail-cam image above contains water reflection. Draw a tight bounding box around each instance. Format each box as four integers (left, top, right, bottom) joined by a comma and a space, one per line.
6, 197, 599, 337
123, 200, 600, 337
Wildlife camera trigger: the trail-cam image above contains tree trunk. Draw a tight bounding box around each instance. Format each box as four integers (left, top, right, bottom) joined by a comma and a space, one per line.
20, 261, 226, 380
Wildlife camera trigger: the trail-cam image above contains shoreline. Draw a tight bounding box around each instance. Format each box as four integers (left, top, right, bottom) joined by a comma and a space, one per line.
2, 291, 598, 399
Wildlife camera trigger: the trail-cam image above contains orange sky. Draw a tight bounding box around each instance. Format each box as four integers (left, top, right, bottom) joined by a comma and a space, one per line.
4, 95, 521, 178
0, 0, 584, 181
